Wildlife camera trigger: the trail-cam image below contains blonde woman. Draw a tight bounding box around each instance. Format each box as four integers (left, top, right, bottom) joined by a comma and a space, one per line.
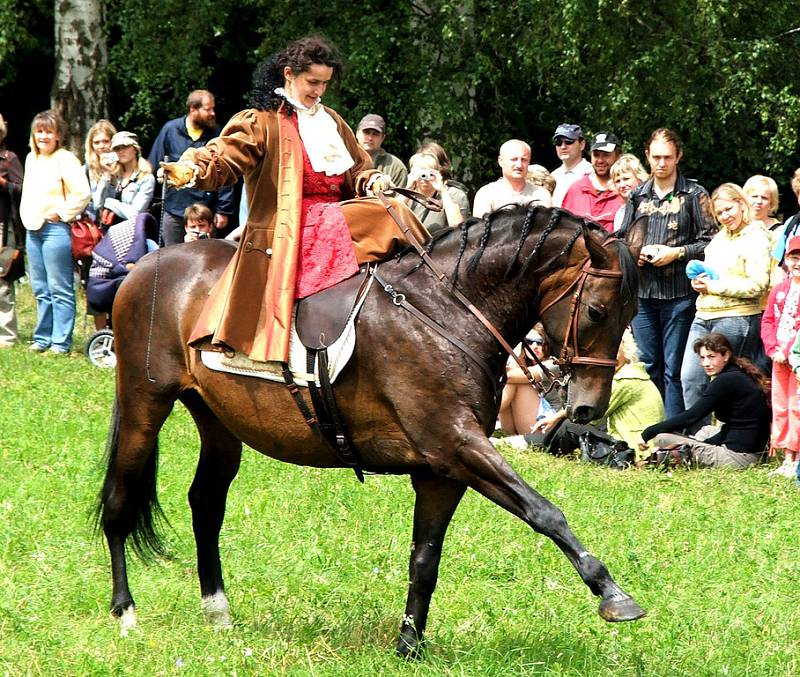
20, 110, 90, 353
743, 174, 781, 231
680, 183, 771, 408
99, 131, 155, 222
83, 119, 117, 222
610, 154, 648, 231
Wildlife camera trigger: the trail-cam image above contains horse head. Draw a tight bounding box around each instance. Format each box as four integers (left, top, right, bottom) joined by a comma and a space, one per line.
535, 212, 646, 422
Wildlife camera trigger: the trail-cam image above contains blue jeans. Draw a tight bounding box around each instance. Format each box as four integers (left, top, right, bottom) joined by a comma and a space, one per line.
630, 295, 696, 418
680, 313, 768, 409
26, 221, 76, 351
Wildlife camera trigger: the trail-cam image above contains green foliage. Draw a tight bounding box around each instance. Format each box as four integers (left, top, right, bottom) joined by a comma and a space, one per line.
4, 1, 794, 198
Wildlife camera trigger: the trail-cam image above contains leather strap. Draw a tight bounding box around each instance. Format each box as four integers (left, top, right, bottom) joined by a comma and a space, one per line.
376, 190, 546, 393
372, 268, 501, 393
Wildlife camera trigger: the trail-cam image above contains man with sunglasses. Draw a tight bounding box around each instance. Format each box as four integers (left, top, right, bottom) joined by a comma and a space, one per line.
550, 123, 591, 207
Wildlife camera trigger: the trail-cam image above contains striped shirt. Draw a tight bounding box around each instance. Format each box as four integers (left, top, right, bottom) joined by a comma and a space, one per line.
620, 173, 717, 300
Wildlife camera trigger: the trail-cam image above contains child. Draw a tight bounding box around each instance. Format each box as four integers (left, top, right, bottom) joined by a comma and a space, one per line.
762, 236, 800, 477
183, 203, 214, 242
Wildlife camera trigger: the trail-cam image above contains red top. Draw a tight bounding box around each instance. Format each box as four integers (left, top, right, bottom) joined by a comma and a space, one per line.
561, 174, 624, 233
287, 113, 359, 299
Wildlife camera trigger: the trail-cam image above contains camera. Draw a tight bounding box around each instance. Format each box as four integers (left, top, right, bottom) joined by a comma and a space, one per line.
197, 232, 209, 240
100, 151, 118, 167
417, 170, 435, 181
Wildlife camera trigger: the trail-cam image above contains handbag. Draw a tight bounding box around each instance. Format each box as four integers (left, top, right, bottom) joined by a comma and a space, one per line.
60, 177, 103, 260
71, 216, 103, 260
578, 432, 635, 470
0, 246, 24, 282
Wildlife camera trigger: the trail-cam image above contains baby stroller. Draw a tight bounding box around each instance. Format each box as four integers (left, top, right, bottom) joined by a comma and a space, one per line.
85, 212, 158, 367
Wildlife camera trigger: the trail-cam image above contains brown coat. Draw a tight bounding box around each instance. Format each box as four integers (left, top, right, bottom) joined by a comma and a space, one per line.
184, 105, 427, 362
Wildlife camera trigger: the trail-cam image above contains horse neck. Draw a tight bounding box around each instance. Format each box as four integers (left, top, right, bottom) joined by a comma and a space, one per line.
438, 213, 589, 349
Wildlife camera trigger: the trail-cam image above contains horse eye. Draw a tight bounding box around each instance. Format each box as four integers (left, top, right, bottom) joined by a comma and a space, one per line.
588, 306, 606, 322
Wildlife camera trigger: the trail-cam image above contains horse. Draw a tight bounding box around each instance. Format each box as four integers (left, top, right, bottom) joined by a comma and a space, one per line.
98, 204, 648, 657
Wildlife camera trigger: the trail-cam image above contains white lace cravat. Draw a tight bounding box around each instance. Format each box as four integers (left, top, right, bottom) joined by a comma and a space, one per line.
274, 88, 354, 176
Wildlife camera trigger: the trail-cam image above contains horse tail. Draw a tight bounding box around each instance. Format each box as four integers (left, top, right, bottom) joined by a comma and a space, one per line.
96, 396, 170, 561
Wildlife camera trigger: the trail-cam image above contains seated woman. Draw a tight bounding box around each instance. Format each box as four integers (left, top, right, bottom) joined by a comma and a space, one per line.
403, 151, 469, 235
533, 330, 664, 461
494, 324, 564, 449
640, 332, 771, 469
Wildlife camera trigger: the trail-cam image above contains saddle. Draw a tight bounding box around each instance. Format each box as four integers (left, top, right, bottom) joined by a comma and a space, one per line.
296, 265, 371, 350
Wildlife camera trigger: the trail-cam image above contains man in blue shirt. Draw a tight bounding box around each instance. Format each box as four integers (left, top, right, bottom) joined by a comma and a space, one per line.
148, 90, 234, 246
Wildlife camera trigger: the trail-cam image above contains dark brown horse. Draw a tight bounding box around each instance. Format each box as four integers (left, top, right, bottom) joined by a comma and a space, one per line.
99, 205, 647, 656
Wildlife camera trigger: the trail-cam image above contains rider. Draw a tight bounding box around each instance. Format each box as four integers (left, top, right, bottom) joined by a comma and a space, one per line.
160, 36, 429, 363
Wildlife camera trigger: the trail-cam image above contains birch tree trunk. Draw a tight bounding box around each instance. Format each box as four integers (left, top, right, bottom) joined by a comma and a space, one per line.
51, 0, 107, 157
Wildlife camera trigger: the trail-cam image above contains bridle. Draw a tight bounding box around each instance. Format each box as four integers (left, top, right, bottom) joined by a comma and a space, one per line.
537, 255, 624, 372
374, 191, 623, 395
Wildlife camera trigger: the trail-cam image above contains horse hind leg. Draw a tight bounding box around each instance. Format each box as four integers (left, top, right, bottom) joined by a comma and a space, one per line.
396, 473, 467, 659
180, 390, 242, 629
453, 433, 645, 623
99, 394, 175, 633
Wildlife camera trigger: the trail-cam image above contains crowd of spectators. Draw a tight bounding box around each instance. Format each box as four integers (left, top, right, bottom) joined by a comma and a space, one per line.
2, 94, 800, 478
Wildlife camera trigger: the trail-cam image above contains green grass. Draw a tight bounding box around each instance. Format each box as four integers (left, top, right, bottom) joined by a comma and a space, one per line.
2, 282, 800, 675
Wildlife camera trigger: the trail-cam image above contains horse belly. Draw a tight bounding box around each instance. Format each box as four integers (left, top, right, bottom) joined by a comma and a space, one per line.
192, 369, 343, 467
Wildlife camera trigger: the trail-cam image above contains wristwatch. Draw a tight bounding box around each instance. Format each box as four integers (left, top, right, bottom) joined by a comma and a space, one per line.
677, 246, 686, 261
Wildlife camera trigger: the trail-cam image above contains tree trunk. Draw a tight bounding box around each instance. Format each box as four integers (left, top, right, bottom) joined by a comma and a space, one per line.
51, 0, 107, 158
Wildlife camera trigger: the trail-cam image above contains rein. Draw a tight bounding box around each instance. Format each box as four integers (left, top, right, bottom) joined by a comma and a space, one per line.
376, 192, 622, 393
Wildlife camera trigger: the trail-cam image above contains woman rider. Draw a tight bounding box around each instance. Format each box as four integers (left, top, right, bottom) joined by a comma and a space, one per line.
160, 36, 429, 363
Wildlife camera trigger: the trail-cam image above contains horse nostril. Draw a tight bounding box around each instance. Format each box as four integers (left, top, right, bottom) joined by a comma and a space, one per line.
571, 405, 594, 424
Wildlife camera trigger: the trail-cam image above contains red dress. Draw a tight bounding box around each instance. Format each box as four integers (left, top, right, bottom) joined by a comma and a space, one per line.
290, 115, 359, 299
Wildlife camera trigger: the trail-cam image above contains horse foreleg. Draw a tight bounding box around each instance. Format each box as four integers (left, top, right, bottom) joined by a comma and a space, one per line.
454, 435, 645, 622
396, 472, 467, 659
182, 391, 242, 629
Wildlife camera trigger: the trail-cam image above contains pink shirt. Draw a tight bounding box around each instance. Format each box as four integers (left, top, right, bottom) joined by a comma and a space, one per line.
561, 174, 624, 233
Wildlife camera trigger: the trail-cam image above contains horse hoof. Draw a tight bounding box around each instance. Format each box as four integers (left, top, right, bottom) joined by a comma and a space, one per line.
395, 629, 424, 660
201, 591, 233, 629
598, 595, 646, 623
118, 606, 137, 637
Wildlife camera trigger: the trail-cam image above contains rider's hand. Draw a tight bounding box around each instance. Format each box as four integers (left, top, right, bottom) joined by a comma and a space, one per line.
366, 173, 393, 195
158, 161, 197, 189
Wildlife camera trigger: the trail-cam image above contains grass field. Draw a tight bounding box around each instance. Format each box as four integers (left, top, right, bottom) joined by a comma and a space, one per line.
1, 282, 799, 676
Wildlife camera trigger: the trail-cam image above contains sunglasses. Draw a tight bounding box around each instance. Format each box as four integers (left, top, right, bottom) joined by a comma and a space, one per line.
554, 138, 577, 147
526, 338, 544, 346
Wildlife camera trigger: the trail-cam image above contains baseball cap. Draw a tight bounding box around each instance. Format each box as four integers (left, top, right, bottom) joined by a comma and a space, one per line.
590, 132, 620, 153
787, 235, 800, 256
357, 114, 385, 134
111, 131, 141, 152
552, 123, 583, 142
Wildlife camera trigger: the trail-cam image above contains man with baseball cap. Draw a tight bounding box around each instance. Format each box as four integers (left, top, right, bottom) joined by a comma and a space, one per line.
355, 113, 407, 188
550, 123, 592, 207
562, 131, 624, 232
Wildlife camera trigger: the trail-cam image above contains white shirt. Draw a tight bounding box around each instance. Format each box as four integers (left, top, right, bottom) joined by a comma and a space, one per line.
473, 179, 550, 219
551, 158, 592, 207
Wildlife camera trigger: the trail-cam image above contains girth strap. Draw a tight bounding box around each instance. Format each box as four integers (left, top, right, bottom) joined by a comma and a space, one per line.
307, 350, 365, 483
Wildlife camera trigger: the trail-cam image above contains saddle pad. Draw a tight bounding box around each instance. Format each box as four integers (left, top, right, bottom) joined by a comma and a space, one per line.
200, 274, 374, 386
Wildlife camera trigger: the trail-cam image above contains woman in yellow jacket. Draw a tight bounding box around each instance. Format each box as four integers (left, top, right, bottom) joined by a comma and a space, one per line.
680, 183, 771, 409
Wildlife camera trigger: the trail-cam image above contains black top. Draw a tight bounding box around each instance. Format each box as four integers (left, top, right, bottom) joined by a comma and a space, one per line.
642, 364, 770, 454
619, 173, 717, 300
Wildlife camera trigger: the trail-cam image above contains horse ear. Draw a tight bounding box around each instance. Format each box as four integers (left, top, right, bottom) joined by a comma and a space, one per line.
622, 215, 648, 260
581, 222, 612, 269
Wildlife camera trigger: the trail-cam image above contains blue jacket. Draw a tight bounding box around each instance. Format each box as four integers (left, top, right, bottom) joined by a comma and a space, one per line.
147, 117, 234, 218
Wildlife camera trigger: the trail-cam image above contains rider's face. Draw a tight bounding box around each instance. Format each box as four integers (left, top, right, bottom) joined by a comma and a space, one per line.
284, 64, 333, 108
